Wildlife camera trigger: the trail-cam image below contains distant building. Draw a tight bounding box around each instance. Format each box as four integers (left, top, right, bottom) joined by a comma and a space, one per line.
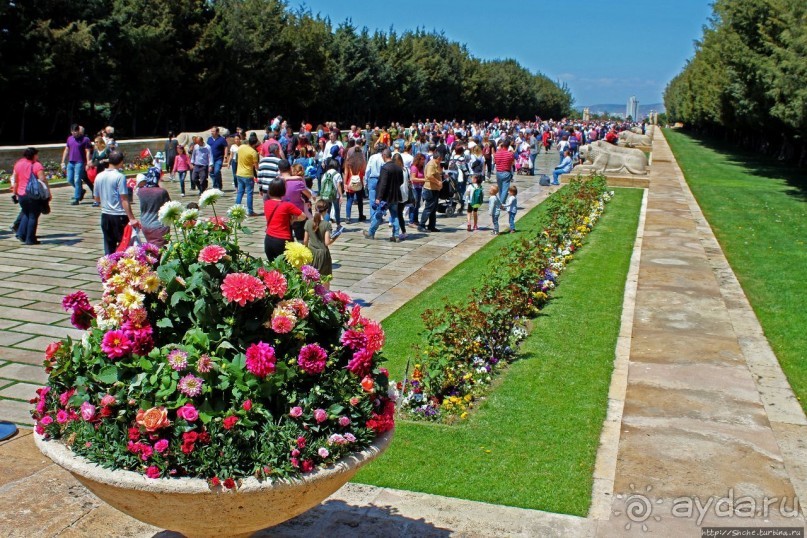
626, 96, 639, 121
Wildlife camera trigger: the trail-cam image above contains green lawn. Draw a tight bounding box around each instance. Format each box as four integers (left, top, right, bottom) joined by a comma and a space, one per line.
665, 129, 807, 412
355, 188, 644, 515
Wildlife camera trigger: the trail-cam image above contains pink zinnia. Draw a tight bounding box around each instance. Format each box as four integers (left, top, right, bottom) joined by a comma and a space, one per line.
314, 408, 327, 423
56, 409, 70, 424
258, 268, 287, 297
101, 330, 133, 359
338, 416, 351, 427
318, 447, 329, 458
154, 439, 169, 453
198, 245, 227, 264
196, 354, 213, 373
220, 273, 266, 307
290, 406, 303, 418
178, 374, 204, 397
245, 342, 276, 378
146, 466, 161, 479
271, 314, 294, 334
297, 344, 328, 375
167, 349, 189, 371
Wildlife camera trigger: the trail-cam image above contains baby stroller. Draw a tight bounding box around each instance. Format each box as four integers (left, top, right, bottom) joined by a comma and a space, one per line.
437, 170, 463, 217
516, 148, 532, 175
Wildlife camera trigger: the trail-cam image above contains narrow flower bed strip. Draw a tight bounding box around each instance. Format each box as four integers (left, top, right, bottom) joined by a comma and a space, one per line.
398, 176, 614, 422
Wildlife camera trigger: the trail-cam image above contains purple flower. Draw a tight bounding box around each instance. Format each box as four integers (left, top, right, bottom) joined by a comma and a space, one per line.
178, 374, 203, 397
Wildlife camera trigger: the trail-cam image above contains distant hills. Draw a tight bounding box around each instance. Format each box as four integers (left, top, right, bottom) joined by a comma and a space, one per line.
576, 103, 665, 118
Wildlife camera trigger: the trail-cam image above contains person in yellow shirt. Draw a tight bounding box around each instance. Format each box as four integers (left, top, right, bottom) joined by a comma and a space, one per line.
235, 134, 260, 216
418, 151, 443, 232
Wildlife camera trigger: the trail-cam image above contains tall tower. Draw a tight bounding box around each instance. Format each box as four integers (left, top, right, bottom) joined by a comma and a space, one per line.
626, 96, 639, 121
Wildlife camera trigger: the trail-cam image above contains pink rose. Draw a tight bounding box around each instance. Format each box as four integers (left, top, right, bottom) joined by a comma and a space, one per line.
100, 394, 116, 407
80, 401, 96, 421
242, 400, 252, 412
349, 397, 360, 406
318, 447, 329, 458
290, 406, 303, 418
176, 404, 198, 422
154, 439, 169, 453
338, 416, 350, 427
314, 408, 327, 423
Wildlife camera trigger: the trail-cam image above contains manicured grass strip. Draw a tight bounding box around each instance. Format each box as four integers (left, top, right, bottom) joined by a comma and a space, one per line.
664, 129, 807, 413
356, 188, 643, 515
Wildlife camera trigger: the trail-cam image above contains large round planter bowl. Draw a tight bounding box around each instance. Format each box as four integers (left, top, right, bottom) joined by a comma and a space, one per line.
35, 429, 393, 537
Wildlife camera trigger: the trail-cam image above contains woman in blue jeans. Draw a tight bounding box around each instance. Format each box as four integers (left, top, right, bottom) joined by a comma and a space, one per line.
11, 147, 51, 245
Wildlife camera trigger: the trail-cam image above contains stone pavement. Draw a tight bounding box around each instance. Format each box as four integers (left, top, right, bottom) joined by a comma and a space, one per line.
594, 130, 807, 535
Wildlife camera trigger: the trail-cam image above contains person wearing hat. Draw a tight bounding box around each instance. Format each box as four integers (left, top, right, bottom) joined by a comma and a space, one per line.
136, 166, 171, 248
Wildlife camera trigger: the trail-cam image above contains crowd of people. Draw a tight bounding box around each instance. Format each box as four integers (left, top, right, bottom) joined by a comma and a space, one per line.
8, 116, 645, 281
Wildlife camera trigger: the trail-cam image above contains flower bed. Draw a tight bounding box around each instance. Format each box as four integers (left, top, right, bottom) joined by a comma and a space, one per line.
398, 176, 614, 422
31, 191, 394, 488
0, 158, 152, 186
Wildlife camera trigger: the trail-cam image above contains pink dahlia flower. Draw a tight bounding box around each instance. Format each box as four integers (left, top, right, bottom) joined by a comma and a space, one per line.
221, 273, 266, 307
258, 268, 288, 297
101, 330, 133, 359
245, 341, 276, 378
297, 344, 328, 375
198, 245, 227, 264
271, 314, 294, 334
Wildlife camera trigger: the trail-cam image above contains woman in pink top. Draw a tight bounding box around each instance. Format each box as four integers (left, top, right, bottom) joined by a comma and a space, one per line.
171, 145, 191, 197
408, 153, 426, 225
11, 147, 50, 245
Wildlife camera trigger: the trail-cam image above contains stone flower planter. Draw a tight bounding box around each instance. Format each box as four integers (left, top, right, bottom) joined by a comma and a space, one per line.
35, 429, 393, 537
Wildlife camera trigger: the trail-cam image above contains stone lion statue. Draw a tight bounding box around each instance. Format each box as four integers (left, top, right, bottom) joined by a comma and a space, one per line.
175, 127, 231, 148
579, 142, 648, 175
618, 130, 652, 147
630, 125, 656, 138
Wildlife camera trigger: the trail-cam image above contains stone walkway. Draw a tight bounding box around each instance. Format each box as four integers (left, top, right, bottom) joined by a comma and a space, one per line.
2, 139, 806, 537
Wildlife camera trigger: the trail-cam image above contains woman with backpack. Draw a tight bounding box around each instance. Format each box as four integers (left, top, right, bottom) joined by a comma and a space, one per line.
319, 157, 344, 231
10, 147, 51, 245
343, 148, 366, 224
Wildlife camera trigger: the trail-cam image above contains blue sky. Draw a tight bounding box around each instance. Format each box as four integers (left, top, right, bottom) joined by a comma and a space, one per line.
295, 0, 713, 107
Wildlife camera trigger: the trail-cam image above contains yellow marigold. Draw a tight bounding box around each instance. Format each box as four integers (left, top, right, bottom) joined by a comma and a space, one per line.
284, 242, 313, 270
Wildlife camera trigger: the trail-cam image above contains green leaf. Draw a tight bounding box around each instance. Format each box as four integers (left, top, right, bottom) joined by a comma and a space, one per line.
171, 291, 190, 307
157, 317, 174, 328
96, 365, 119, 384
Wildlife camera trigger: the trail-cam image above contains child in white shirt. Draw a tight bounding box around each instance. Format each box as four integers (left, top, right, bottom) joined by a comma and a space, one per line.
488, 185, 501, 235
504, 185, 518, 233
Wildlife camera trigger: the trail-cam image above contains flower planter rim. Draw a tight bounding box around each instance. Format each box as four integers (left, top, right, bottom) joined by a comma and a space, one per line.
34, 428, 393, 494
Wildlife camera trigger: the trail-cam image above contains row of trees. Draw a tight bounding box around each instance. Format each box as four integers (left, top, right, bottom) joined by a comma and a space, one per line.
664, 0, 807, 164
0, 0, 573, 144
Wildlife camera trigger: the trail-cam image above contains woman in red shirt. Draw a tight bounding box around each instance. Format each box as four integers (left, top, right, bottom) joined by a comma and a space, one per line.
11, 147, 50, 245
264, 177, 306, 261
